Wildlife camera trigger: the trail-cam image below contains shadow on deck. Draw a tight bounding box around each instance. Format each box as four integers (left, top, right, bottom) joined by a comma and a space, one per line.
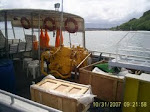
13, 60, 45, 99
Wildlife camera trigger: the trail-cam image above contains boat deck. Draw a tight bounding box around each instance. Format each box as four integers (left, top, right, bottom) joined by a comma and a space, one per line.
12, 59, 122, 112
13, 60, 44, 99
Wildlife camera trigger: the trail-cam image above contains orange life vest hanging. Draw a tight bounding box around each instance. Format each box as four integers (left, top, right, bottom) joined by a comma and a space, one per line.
45, 29, 50, 48
33, 41, 38, 50
40, 29, 45, 48
55, 29, 64, 47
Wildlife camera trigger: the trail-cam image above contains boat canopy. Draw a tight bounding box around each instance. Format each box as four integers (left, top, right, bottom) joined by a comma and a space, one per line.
0, 9, 85, 32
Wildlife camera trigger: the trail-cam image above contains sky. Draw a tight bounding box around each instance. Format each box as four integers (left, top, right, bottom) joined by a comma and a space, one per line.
0, 0, 150, 28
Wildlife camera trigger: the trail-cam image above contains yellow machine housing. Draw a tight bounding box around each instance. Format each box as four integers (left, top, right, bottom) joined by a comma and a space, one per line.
41, 45, 89, 79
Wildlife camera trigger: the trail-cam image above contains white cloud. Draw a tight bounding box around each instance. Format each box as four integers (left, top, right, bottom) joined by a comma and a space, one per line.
64, 0, 150, 27
0, 0, 150, 28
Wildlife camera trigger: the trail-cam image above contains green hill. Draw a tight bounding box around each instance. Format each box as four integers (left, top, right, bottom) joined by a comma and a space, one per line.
113, 10, 150, 31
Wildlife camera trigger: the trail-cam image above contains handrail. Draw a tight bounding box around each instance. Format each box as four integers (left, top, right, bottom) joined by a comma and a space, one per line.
126, 31, 150, 35
118, 48, 150, 53
116, 32, 130, 45
0, 89, 61, 112
125, 46, 150, 51
89, 50, 150, 60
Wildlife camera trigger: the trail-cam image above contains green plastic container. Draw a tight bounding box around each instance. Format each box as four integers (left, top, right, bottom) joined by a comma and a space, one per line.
94, 63, 115, 73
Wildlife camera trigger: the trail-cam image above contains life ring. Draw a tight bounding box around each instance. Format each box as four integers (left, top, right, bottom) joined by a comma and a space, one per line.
44, 17, 55, 31
20, 17, 30, 29
65, 18, 78, 33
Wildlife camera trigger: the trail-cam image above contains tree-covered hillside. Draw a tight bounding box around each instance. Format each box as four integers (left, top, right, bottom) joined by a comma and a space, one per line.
112, 10, 150, 31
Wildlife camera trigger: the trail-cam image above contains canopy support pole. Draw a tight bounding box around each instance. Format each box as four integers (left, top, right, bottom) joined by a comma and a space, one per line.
69, 33, 71, 48
23, 28, 26, 38
60, 0, 63, 46
4, 12, 9, 58
38, 13, 41, 75
31, 13, 34, 58
83, 19, 86, 48
11, 22, 16, 39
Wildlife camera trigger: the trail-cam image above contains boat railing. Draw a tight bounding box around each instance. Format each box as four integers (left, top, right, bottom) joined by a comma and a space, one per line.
90, 49, 150, 62
0, 30, 6, 50
0, 89, 61, 112
107, 31, 150, 72
90, 50, 116, 59
123, 45, 150, 51
115, 31, 150, 63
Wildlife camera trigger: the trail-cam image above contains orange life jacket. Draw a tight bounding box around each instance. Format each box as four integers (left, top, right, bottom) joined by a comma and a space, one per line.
55, 29, 63, 47
45, 29, 50, 48
33, 41, 38, 50
40, 29, 45, 48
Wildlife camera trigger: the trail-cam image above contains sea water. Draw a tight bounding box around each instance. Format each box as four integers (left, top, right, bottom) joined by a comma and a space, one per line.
1, 28, 150, 57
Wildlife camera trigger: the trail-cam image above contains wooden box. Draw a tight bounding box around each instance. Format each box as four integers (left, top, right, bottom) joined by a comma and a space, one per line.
30, 78, 91, 112
79, 61, 124, 101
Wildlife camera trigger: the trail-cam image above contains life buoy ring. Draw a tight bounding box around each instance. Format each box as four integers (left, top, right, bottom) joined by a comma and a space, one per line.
20, 17, 30, 29
65, 18, 78, 33
44, 17, 55, 31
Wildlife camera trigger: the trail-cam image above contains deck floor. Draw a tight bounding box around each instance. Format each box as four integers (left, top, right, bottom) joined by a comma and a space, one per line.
13, 60, 45, 99
12, 59, 122, 112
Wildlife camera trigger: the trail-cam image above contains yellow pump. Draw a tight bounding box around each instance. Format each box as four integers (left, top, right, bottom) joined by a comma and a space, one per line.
41, 45, 89, 79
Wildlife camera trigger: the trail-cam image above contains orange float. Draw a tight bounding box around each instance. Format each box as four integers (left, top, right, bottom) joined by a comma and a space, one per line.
55, 29, 63, 47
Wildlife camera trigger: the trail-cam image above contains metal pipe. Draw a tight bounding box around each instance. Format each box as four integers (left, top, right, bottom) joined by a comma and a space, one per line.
0, 89, 61, 112
4, 11, 8, 58
31, 13, 34, 57
11, 22, 16, 39
23, 28, 25, 38
83, 19, 86, 48
38, 13, 41, 75
0, 101, 25, 112
89, 50, 150, 60
69, 33, 71, 48
60, 0, 63, 46
118, 49, 150, 53
115, 32, 129, 62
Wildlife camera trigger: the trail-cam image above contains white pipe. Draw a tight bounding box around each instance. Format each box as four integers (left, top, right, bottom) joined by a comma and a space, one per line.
69, 33, 71, 48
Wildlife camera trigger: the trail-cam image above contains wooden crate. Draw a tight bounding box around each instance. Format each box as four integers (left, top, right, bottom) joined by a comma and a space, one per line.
79, 61, 124, 101
30, 78, 91, 112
